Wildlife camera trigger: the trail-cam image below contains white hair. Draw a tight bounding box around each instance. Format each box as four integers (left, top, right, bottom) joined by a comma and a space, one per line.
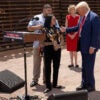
68, 5, 76, 13
76, 1, 90, 11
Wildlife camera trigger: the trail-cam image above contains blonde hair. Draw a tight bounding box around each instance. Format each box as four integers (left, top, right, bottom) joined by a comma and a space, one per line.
68, 5, 76, 13
76, 1, 90, 11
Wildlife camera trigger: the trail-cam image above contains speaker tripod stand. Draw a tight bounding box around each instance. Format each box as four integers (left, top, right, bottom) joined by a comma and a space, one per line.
9, 43, 39, 100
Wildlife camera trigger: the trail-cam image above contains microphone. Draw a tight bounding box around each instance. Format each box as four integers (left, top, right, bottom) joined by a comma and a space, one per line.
15, 16, 39, 31
18, 16, 39, 23
31, 17, 39, 21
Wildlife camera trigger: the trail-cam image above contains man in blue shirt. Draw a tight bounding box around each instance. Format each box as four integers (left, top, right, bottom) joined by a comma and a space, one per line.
28, 4, 59, 87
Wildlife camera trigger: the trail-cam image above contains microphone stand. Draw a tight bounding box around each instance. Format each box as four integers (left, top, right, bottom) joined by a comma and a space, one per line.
14, 17, 30, 31
9, 17, 39, 100
17, 43, 39, 100
14, 16, 39, 31
9, 43, 39, 100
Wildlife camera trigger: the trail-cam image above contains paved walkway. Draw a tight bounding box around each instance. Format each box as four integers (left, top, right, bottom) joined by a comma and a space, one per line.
0, 48, 100, 100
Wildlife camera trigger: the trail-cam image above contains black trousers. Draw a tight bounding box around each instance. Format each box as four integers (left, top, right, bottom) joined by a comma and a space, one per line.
44, 45, 61, 89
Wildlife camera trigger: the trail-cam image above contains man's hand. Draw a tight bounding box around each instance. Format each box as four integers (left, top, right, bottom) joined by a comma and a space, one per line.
37, 25, 43, 30
89, 47, 95, 54
28, 25, 43, 31
60, 26, 66, 33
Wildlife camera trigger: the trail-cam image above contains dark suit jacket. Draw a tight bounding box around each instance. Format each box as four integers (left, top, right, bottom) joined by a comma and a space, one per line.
66, 11, 100, 53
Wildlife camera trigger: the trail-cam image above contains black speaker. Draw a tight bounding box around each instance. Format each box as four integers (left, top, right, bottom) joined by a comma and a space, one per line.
47, 90, 88, 100
0, 70, 25, 93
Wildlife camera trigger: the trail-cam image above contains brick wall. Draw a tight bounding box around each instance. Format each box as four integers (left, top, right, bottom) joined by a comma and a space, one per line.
0, 0, 100, 51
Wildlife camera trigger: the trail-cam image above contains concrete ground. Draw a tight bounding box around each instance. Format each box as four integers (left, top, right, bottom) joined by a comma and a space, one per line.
0, 47, 100, 100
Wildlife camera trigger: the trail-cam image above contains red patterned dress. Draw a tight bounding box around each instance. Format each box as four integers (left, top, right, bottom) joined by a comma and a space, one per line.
66, 15, 80, 51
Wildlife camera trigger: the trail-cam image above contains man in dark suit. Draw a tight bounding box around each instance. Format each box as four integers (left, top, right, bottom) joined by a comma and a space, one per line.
61, 1, 100, 92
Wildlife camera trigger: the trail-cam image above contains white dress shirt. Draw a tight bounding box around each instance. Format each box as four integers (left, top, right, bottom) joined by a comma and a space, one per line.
28, 13, 45, 48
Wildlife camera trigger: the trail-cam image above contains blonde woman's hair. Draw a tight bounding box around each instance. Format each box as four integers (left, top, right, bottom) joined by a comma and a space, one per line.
68, 5, 76, 13
76, 1, 90, 11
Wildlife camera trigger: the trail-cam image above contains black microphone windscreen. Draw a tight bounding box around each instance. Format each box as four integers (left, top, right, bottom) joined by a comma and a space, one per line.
35, 17, 39, 20
32, 17, 39, 21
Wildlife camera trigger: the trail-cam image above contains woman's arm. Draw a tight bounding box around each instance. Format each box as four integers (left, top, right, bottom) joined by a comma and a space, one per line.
65, 18, 68, 28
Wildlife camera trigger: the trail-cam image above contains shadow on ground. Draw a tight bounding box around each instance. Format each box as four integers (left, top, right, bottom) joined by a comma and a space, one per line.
0, 48, 32, 61
32, 86, 100, 100
69, 66, 82, 73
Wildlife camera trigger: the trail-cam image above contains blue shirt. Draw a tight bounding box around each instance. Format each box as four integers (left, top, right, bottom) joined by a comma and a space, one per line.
28, 13, 45, 48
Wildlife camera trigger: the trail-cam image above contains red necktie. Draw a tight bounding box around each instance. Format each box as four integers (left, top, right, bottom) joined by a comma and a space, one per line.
79, 16, 86, 36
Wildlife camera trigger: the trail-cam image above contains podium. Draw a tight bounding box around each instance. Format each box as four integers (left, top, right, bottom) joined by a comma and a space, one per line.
3, 31, 46, 43
4, 31, 45, 100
